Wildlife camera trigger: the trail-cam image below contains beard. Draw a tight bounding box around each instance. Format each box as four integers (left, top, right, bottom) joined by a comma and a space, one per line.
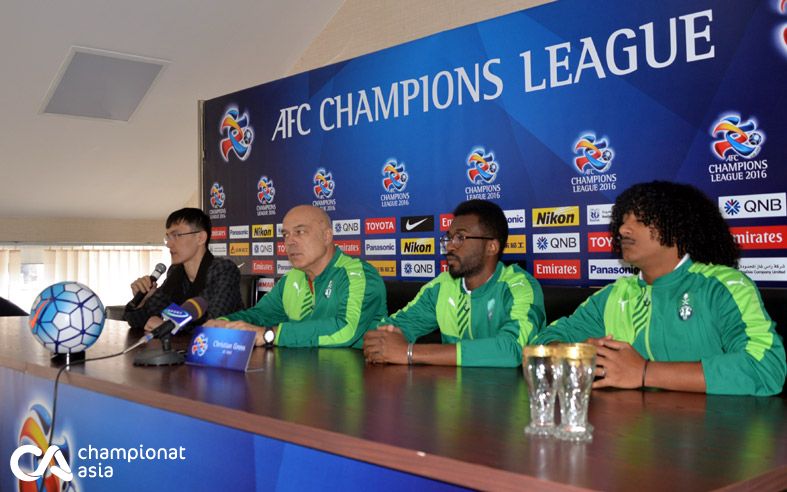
447, 253, 484, 279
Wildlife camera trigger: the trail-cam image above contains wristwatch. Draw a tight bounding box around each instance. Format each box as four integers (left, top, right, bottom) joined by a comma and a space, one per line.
262, 326, 276, 348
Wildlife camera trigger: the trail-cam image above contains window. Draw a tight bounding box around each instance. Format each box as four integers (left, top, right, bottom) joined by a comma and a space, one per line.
0, 245, 169, 312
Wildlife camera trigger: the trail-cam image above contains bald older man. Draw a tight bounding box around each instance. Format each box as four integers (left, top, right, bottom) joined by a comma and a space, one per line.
209, 205, 387, 348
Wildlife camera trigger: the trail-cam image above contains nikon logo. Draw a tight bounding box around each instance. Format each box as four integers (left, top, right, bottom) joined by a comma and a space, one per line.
252, 224, 274, 238
532, 206, 580, 228
401, 238, 434, 255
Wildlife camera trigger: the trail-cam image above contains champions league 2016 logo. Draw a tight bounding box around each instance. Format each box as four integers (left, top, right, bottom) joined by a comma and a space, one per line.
208, 182, 227, 220
256, 175, 277, 217
464, 147, 502, 200
711, 115, 764, 160
209, 182, 225, 209
257, 176, 275, 204
574, 134, 613, 174
382, 160, 408, 192
313, 168, 335, 199
570, 133, 617, 193
312, 168, 337, 211
219, 107, 254, 162
191, 333, 208, 357
380, 159, 410, 208
12, 404, 76, 490
706, 113, 768, 183
466, 149, 498, 184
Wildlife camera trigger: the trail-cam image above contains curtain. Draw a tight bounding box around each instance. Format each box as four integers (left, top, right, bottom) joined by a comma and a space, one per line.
0, 248, 21, 301
43, 246, 169, 307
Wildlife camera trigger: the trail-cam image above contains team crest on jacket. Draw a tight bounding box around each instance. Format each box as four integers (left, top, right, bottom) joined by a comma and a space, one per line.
325, 280, 333, 298
678, 293, 693, 321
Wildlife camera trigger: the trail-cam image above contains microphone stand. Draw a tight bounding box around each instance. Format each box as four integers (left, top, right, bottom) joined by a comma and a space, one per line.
133, 333, 185, 366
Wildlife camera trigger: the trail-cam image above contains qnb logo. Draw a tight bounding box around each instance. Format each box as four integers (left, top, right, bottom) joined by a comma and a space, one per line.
466, 148, 498, 184
710, 114, 764, 159
313, 168, 335, 199
209, 182, 225, 209
220, 107, 254, 161
536, 237, 549, 251
11, 445, 73, 483
257, 176, 275, 204
574, 134, 613, 174
724, 199, 741, 216
382, 159, 408, 192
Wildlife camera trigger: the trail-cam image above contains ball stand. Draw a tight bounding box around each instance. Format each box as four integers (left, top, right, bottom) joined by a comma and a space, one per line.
51, 350, 86, 365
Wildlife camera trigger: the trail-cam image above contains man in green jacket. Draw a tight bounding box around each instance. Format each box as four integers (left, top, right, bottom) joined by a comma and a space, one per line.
535, 181, 785, 396
363, 200, 545, 367
209, 205, 386, 348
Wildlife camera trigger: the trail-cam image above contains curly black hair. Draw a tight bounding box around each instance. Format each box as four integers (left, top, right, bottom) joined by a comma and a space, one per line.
609, 181, 739, 267
453, 199, 509, 261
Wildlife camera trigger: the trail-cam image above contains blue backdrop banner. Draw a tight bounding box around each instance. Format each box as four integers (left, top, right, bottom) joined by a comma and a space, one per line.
202, 0, 787, 286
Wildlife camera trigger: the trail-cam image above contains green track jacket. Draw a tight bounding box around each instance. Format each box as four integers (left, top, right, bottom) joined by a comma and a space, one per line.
223, 248, 387, 348
535, 258, 786, 396
381, 262, 545, 367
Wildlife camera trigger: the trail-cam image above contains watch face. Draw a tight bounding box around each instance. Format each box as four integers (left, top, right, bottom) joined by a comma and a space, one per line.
263, 328, 275, 343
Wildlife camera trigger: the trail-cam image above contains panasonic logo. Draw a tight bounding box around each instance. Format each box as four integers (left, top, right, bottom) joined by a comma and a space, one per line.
365, 239, 396, 256
588, 260, 639, 280
504, 209, 526, 229
229, 225, 250, 239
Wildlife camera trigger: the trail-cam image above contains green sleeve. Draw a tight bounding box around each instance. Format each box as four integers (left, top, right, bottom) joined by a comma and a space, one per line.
381, 281, 441, 342
458, 274, 546, 368
534, 285, 610, 345
277, 263, 387, 348
702, 280, 786, 396
221, 276, 289, 325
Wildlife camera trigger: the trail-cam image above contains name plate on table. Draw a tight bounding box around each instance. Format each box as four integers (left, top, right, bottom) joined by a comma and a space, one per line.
186, 326, 256, 372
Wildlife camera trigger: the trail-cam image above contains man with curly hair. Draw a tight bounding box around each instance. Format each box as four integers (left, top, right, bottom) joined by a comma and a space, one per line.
536, 181, 785, 396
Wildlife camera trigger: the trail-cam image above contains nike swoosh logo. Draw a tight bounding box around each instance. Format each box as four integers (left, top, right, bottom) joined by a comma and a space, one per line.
405, 218, 428, 230
726, 279, 744, 286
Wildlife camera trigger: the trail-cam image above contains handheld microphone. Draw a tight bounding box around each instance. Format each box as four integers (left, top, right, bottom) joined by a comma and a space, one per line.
124, 297, 207, 354
126, 263, 167, 309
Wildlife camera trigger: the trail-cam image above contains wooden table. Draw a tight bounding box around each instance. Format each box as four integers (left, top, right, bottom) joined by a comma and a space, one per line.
1, 318, 785, 491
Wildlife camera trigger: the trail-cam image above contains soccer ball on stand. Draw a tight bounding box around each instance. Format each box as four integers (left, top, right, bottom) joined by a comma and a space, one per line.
29, 282, 105, 359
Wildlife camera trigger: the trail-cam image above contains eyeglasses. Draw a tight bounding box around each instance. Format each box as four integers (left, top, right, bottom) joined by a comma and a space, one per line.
164, 231, 202, 244
439, 233, 495, 249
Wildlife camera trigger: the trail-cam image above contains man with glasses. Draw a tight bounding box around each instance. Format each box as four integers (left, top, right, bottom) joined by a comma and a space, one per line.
124, 207, 242, 331
363, 199, 545, 367
208, 205, 387, 348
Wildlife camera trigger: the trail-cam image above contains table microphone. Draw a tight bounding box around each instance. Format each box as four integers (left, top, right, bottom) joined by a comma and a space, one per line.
124, 297, 207, 354
126, 263, 167, 309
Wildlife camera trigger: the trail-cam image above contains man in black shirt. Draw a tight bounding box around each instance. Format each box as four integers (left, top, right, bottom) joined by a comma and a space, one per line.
124, 208, 242, 331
